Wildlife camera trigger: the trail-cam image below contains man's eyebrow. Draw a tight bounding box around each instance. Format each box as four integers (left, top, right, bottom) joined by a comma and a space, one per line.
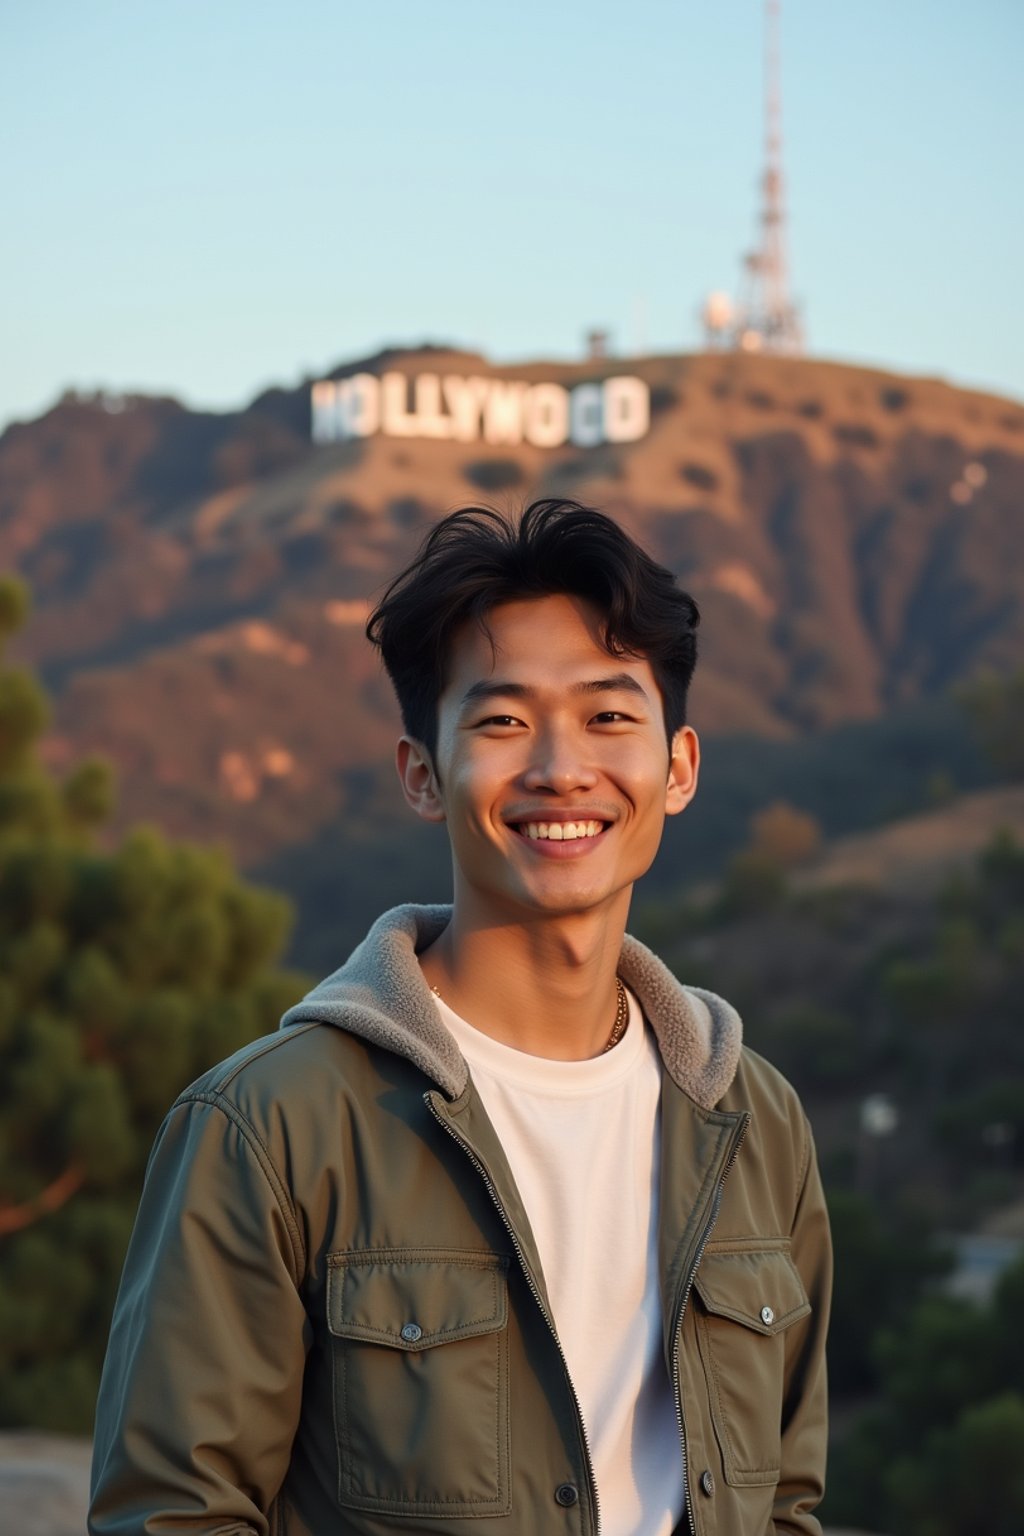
573, 673, 649, 699
459, 680, 532, 708
459, 673, 650, 708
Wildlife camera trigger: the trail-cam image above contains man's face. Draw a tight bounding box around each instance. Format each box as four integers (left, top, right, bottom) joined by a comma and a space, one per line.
398, 593, 699, 926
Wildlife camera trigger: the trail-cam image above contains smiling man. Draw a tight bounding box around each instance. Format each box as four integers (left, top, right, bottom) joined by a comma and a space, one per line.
91, 500, 831, 1536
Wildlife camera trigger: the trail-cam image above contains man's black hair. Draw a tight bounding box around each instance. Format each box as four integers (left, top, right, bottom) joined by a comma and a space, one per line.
366, 498, 700, 758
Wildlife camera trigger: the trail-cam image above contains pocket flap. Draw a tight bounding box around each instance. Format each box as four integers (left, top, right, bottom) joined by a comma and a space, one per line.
327, 1249, 509, 1350
694, 1246, 810, 1335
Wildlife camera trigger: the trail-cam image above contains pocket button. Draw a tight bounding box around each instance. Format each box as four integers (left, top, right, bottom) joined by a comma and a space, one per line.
700, 1469, 715, 1497
400, 1322, 422, 1343
760, 1305, 775, 1326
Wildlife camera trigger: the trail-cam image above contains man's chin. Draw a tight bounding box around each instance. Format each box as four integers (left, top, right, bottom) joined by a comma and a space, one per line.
506, 879, 633, 923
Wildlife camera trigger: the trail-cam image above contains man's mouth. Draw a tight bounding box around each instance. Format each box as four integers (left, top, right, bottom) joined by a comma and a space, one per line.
511, 820, 608, 842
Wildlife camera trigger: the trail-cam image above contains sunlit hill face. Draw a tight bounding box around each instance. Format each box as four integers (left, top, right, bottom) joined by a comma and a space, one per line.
398, 593, 699, 926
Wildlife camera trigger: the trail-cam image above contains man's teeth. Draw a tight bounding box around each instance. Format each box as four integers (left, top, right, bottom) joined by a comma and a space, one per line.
519, 821, 604, 841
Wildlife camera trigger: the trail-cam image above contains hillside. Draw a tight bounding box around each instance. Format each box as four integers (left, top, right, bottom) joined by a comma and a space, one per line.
794, 783, 1024, 898
1, 346, 1021, 872
634, 804, 1024, 1211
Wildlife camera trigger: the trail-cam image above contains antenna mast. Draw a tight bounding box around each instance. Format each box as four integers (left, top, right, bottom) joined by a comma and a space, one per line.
740, 0, 802, 351
702, 0, 804, 353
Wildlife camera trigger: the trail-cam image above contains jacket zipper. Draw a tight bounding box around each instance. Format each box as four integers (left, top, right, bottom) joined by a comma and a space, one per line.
425, 1093, 602, 1535
672, 1112, 750, 1536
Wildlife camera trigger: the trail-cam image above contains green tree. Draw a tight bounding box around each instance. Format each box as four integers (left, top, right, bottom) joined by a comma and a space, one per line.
888, 1393, 1024, 1536
826, 1190, 952, 1396
712, 802, 822, 920
715, 848, 787, 917
0, 578, 307, 1429
827, 1254, 1024, 1535
749, 800, 822, 867
958, 668, 1024, 781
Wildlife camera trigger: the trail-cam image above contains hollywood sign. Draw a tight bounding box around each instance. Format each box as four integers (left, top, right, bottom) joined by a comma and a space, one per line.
311, 371, 650, 449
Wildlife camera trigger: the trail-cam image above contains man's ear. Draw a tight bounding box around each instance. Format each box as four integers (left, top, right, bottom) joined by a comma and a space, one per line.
396, 737, 447, 823
665, 725, 700, 817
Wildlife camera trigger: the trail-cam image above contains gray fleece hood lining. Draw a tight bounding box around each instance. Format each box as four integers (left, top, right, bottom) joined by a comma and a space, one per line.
280, 904, 742, 1111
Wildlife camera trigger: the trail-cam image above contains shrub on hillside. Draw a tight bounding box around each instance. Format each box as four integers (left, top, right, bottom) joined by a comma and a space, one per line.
462, 458, 525, 491
749, 801, 822, 867
679, 461, 719, 492
957, 668, 1024, 781
827, 1255, 1024, 1535
879, 386, 910, 412
650, 383, 679, 412
833, 422, 880, 450
826, 1190, 951, 1397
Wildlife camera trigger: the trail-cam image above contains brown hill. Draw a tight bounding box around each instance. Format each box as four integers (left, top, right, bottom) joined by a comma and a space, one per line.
793, 784, 1024, 898
1, 347, 1021, 865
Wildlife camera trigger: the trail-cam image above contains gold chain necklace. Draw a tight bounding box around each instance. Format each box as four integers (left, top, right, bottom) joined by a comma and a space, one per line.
429, 975, 629, 1054
603, 975, 629, 1053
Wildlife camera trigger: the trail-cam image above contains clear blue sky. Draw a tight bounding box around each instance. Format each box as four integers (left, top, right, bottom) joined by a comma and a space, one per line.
2, 0, 1021, 430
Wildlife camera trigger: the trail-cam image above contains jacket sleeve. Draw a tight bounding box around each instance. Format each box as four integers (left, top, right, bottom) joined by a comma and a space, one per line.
89, 1093, 310, 1536
771, 1117, 832, 1536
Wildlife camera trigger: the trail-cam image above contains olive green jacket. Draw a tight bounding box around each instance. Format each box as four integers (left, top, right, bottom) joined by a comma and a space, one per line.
90, 905, 831, 1536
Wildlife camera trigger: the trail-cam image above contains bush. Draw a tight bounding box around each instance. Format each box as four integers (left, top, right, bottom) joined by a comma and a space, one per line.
879, 386, 910, 412
749, 801, 822, 867
833, 422, 880, 449
462, 458, 525, 492
888, 1393, 1024, 1536
650, 384, 679, 412
827, 1191, 952, 1397
827, 1254, 1024, 1534
957, 669, 1024, 781
761, 1005, 860, 1089
679, 461, 719, 492
715, 849, 787, 916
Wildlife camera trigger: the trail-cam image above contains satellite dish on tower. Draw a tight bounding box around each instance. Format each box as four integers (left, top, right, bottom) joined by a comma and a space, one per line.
701, 292, 736, 340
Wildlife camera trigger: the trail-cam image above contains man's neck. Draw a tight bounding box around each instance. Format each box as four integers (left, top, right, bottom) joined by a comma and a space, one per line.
418, 898, 630, 1061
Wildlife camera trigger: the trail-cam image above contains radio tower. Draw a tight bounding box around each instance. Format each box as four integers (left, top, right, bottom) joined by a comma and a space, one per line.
703, 0, 804, 353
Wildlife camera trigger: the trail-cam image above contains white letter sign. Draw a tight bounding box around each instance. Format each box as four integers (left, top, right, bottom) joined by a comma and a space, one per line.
523, 384, 570, 448
311, 369, 650, 449
602, 376, 650, 443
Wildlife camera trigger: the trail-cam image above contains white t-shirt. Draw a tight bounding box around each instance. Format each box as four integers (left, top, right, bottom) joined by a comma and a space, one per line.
432, 986, 685, 1536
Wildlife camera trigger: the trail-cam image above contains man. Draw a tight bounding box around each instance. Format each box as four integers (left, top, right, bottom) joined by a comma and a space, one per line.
91, 499, 831, 1536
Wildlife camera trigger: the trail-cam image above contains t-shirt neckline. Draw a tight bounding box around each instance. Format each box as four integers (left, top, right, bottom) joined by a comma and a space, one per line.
430, 983, 648, 1097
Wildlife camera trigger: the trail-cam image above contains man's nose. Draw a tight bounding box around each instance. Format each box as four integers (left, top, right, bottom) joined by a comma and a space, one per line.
521, 728, 599, 795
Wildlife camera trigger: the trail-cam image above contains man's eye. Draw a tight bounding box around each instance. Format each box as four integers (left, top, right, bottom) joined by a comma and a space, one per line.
592, 711, 630, 724
479, 715, 521, 728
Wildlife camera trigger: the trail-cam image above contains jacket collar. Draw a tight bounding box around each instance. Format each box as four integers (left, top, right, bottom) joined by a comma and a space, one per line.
280, 904, 742, 1110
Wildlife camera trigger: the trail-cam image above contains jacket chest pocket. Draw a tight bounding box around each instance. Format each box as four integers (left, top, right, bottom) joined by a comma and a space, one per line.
327, 1248, 512, 1518
693, 1243, 810, 1488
